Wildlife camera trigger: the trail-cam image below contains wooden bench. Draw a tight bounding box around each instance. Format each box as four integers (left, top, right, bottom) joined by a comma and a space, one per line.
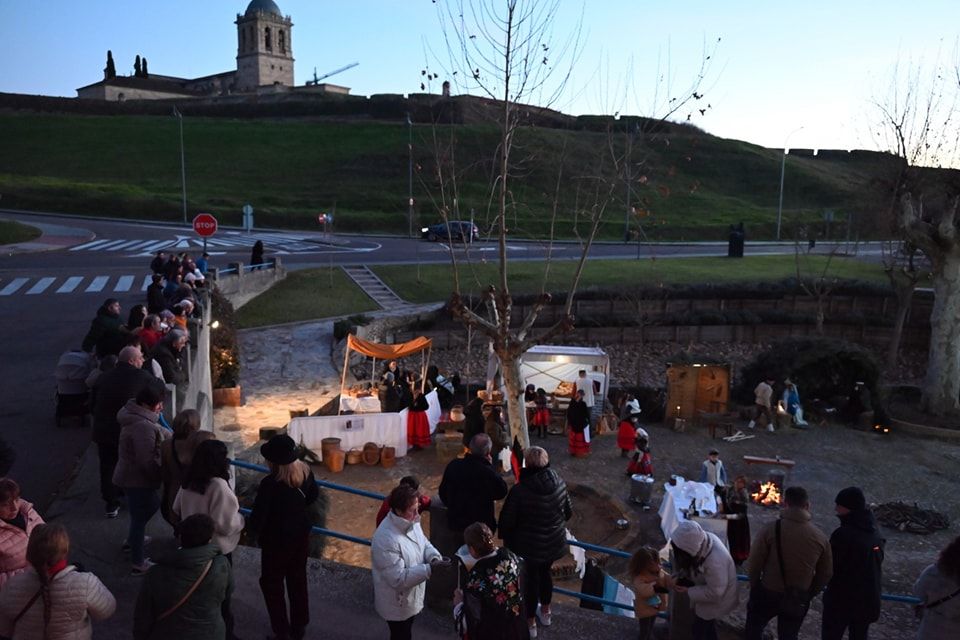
742, 455, 796, 469
697, 411, 736, 439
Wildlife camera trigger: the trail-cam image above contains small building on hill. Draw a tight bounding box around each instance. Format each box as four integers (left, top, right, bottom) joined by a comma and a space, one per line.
77, 0, 349, 102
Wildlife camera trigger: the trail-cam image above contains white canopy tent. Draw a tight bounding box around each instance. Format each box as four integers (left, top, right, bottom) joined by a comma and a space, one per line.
519, 345, 610, 403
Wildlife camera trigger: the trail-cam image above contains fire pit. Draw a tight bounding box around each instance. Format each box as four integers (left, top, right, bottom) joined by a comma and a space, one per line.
751, 469, 786, 508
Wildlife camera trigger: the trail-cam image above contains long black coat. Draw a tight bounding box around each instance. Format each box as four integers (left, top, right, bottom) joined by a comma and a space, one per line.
146, 283, 167, 315
462, 398, 485, 447
92, 363, 161, 445
438, 454, 508, 533
149, 342, 186, 386
822, 509, 885, 622
566, 399, 589, 432
498, 465, 573, 564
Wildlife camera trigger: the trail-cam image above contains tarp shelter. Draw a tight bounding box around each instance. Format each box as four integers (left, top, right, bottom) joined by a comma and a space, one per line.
665, 363, 730, 421
519, 345, 610, 402
339, 334, 433, 415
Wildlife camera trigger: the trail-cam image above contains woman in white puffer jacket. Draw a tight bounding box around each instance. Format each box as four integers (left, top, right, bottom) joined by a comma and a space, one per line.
0, 523, 116, 640
371, 484, 444, 640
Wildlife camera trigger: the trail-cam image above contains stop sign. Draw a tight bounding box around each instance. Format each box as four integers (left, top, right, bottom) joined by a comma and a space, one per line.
193, 213, 218, 237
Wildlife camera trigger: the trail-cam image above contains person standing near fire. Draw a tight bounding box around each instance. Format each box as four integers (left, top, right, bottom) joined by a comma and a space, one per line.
748, 377, 776, 433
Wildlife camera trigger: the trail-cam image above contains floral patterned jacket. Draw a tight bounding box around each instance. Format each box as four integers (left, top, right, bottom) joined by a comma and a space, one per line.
456, 547, 529, 640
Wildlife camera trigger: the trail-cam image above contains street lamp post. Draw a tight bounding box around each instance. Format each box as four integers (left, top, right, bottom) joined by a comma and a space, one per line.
407, 113, 414, 238
776, 125, 804, 241
174, 107, 187, 224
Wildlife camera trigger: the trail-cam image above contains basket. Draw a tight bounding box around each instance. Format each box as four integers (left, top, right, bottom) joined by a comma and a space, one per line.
345, 449, 363, 465
362, 442, 381, 466
381, 446, 396, 468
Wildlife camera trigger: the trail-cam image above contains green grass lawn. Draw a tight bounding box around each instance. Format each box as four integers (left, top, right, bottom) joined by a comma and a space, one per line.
0, 220, 41, 244
235, 268, 378, 328
374, 255, 890, 304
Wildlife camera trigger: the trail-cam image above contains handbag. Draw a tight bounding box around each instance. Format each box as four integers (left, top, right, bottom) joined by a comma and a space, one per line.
775, 520, 811, 618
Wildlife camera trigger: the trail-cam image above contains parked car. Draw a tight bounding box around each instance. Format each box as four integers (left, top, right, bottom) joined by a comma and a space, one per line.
421, 221, 480, 243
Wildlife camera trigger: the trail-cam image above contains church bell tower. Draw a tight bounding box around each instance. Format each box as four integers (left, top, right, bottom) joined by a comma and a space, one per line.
235, 0, 294, 91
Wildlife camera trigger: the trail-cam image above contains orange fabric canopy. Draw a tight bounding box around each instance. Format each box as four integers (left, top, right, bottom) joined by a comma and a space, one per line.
346, 334, 432, 360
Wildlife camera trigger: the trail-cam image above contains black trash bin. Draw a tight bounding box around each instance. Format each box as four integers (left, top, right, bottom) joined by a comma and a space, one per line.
728, 224, 745, 258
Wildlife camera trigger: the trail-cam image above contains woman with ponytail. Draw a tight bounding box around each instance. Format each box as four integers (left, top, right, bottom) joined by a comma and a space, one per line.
0, 523, 116, 639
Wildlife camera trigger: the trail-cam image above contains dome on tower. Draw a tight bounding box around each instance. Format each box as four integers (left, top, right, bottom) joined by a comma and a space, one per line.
245, 0, 283, 17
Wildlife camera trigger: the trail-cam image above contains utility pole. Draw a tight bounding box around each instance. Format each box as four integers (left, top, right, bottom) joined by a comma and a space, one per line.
174, 106, 187, 224
407, 113, 414, 237
776, 125, 804, 241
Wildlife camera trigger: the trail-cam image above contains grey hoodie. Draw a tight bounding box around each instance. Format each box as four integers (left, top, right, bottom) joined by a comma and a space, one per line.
672, 521, 740, 620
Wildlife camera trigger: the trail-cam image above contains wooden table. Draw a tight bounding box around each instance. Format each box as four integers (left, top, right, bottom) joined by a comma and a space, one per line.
697, 411, 736, 439
742, 455, 796, 469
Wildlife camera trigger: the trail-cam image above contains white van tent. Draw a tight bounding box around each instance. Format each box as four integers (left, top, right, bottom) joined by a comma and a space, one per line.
519, 345, 610, 403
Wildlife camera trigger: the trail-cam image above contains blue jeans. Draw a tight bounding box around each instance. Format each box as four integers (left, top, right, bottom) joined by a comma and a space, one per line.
125, 487, 159, 565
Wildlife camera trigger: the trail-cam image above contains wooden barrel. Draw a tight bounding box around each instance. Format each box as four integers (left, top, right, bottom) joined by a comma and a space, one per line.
381, 446, 396, 468
325, 449, 346, 473
345, 449, 363, 465
321, 437, 342, 461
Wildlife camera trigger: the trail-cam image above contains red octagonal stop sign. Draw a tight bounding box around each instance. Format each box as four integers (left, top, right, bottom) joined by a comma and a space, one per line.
193, 213, 218, 237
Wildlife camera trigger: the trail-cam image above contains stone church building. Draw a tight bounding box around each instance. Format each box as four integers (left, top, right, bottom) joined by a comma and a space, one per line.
77, 0, 348, 101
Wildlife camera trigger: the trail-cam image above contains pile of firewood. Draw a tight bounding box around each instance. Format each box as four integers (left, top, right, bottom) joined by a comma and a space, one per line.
873, 501, 950, 535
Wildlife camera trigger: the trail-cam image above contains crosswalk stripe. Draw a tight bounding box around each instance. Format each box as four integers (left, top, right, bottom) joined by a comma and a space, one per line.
26, 277, 56, 295
125, 240, 160, 251
107, 240, 147, 252
57, 277, 84, 293
141, 240, 174, 253
85, 276, 109, 292
0, 278, 29, 296
141, 275, 152, 291
94, 240, 129, 251
114, 275, 135, 292
70, 239, 114, 251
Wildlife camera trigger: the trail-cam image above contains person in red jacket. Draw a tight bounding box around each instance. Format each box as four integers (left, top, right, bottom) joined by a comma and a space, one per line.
375, 476, 431, 528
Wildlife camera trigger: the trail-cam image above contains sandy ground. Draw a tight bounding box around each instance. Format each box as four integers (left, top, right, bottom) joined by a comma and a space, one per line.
216, 319, 959, 639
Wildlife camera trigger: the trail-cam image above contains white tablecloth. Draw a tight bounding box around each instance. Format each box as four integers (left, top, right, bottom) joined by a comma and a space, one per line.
338, 395, 382, 414
658, 479, 719, 542
289, 410, 410, 460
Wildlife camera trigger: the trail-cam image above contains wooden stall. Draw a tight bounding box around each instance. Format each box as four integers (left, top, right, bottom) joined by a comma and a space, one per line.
665, 363, 731, 421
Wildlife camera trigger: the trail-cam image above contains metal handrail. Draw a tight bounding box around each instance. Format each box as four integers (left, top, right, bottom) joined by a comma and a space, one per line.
227, 458, 923, 607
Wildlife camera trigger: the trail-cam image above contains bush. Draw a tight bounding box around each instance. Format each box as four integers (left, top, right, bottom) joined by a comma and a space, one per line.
209, 288, 240, 388
733, 337, 881, 408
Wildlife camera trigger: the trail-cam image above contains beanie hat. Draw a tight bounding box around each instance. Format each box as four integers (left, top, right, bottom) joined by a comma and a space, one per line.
835, 486, 866, 511
671, 521, 706, 556
261, 434, 298, 465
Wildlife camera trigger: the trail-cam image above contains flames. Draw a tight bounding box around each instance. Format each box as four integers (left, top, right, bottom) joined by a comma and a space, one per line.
751, 481, 782, 507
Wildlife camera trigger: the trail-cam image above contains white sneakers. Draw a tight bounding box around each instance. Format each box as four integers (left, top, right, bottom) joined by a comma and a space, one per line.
747, 420, 756, 430
537, 605, 552, 626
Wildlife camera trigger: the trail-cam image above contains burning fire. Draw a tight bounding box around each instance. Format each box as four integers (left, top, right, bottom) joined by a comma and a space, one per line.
751, 482, 782, 507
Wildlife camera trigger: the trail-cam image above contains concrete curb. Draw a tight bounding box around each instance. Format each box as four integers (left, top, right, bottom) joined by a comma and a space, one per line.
0, 218, 96, 254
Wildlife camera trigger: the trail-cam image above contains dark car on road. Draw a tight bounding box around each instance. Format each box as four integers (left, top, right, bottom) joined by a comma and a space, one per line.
421, 221, 480, 243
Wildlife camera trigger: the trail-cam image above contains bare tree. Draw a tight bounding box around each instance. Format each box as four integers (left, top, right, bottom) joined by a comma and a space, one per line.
427, 0, 715, 446
873, 51, 960, 413
794, 243, 839, 335
880, 240, 925, 369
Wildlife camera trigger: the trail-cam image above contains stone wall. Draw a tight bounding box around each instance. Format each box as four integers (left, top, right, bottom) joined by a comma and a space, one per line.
162, 289, 214, 431
209, 257, 287, 309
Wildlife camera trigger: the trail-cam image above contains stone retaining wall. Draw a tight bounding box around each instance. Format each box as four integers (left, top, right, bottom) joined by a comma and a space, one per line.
209, 257, 287, 309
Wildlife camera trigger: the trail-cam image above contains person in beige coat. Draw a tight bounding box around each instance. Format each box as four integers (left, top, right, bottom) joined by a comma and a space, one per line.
0, 479, 44, 589
0, 524, 116, 640
173, 440, 244, 555
160, 409, 214, 529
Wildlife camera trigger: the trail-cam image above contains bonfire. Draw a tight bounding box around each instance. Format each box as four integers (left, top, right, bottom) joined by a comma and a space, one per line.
751, 481, 782, 508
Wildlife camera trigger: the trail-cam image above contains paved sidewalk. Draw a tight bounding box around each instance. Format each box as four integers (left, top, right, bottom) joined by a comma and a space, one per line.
0, 219, 94, 253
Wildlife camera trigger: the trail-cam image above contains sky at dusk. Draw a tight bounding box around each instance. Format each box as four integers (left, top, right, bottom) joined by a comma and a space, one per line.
1, 0, 956, 153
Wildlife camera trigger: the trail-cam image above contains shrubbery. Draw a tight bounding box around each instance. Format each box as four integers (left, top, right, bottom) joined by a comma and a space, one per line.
209, 288, 240, 388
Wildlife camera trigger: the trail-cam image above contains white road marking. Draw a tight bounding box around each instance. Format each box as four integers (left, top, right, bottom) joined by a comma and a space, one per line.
85, 276, 109, 292
26, 277, 55, 295
113, 275, 134, 292
69, 239, 113, 251
141, 275, 152, 291
94, 239, 129, 251
106, 240, 145, 251
57, 277, 84, 293
0, 278, 28, 295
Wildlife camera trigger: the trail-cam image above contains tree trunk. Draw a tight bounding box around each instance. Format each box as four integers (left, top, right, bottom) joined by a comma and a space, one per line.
886, 288, 914, 370
922, 256, 960, 414
499, 352, 529, 450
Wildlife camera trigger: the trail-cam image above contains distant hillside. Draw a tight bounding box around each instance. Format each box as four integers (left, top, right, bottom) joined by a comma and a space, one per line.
0, 104, 913, 240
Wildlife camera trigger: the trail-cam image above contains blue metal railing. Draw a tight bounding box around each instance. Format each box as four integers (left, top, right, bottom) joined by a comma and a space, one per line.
227, 459, 922, 608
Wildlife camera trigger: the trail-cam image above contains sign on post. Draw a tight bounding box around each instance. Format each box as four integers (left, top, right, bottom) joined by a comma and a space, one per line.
193, 213, 218, 252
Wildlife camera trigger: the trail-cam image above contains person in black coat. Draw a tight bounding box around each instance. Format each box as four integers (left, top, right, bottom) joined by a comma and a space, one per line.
378, 373, 402, 413
248, 434, 320, 640
149, 330, 188, 387
566, 390, 591, 457
462, 397, 485, 448
92, 346, 164, 516
149, 251, 167, 275
438, 434, 508, 535
251, 240, 265, 270
822, 486, 885, 640
498, 446, 573, 633
82, 298, 127, 357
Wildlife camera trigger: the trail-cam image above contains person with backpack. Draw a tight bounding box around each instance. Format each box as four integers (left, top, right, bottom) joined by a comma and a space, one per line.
822, 487, 885, 640
0, 523, 115, 640
133, 514, 233, 640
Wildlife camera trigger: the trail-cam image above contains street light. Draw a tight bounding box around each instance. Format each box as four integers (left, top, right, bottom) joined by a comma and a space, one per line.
776, 125, 804, 241
173, 106, 187, 224
407, 113, 414, 238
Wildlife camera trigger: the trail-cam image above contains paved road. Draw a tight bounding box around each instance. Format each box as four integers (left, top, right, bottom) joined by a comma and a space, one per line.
0, 209, 880, 505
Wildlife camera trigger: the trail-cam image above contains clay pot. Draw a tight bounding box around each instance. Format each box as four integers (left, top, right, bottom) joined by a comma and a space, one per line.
381, 446, 396, 468
449, 405, 465, 422
321, 437, 342, 461
212, 386, 242, 408
325, 449, 345, 473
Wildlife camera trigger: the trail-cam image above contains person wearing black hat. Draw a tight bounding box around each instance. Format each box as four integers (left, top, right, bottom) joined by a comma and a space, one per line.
822, 486, 885, 640
248, 434, 319, 640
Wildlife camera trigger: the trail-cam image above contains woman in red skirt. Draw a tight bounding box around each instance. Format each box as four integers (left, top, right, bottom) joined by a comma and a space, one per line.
532, 388, 552, 438
567, 390, 591, 457
617, 394, 642, 456
407, 388, 432, 450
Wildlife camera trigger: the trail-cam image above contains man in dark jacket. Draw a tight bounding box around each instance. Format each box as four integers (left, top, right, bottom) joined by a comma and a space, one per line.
822, 487, 884, 640
745, 486, 833, 640
133, 513, 234, 640
82, 298, 127, 357
149, 330, 188, 387
146, 274, 167, 315
438, 433, 508, 534
498, 446, 573, 633
92, 346, 163, 517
